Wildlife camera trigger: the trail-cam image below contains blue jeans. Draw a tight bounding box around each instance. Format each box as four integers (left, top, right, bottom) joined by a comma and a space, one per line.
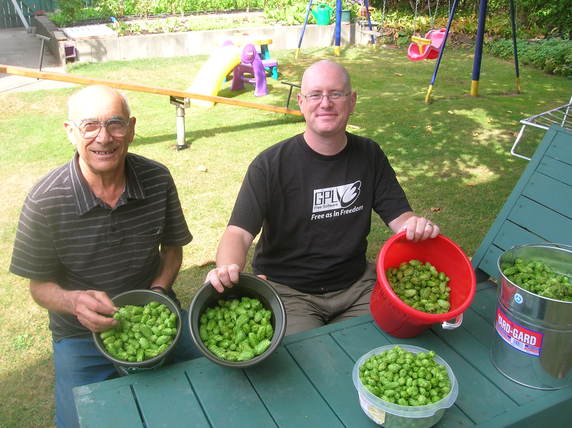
53, 309, 200, 428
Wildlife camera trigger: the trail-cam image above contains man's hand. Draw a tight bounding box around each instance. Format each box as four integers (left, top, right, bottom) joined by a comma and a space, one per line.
206, 264, 241, 293
71, 290, 118, 332
399, 215, 440, 242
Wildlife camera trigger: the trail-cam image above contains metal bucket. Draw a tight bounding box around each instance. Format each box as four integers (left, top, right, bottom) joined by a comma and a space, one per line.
491, 244, 572, 390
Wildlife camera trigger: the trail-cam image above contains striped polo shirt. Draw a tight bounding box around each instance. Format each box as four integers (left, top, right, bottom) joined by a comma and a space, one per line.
10, 152, 192, 340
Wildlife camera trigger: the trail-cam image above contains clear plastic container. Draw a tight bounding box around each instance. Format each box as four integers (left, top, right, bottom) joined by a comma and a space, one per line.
352, 344, 459, 428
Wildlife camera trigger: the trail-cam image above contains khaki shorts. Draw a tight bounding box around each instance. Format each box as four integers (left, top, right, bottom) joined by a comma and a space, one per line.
268, 263, 377, 336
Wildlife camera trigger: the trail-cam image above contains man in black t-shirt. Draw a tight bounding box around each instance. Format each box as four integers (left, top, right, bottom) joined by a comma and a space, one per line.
206, 60, 440, 335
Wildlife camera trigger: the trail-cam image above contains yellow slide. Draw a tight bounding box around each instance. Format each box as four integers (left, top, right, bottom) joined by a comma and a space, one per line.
188, 45, 242, 107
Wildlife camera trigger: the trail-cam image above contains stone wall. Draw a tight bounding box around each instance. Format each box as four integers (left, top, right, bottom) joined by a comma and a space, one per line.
34, 16, 373, 68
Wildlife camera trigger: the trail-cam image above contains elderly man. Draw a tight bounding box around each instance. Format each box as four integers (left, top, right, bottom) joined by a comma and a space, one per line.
10, 85, 198, 428
206, 60, 440, 335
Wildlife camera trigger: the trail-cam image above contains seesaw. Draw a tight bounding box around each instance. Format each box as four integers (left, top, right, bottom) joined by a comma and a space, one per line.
0, 64, 302, 150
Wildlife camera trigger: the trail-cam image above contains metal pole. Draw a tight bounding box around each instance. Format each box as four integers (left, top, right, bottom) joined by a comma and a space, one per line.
364, 0, 375, 44
334, 0, 342, 56
424, 0, 460, 103
175, 105, 188, 150
296, 0, 313, 59
470, 0, 488, 96
170, 96, 189, 150
10, 0, 30, 31
509, 0, 521, 93
36, 34, 51, 73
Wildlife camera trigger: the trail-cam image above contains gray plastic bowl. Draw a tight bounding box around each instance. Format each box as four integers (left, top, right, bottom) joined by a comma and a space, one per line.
189, 273, 286, 368
93, 289, 182, 368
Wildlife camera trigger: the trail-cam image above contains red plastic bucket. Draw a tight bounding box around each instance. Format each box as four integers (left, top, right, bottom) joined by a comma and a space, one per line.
370, 231, 476, 338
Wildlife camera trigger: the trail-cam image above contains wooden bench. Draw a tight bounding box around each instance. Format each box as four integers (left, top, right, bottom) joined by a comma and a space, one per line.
471, 125, 572, 281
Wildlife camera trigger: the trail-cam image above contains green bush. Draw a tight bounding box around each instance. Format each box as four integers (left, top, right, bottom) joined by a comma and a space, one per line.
48, 0, 571, 49
485, 38, 572, 77
263, 0, 312, 25
51, 0, 268, 26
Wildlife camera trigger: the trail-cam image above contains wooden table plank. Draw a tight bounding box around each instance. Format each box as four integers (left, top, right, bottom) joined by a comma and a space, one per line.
245, 347, 345, 427
508, 196, 572, 243
130, 364, 210, 427
547, 128, 572, 162
286, 334, 373, 427
74, 383, 143, 427
523, 171, 572, 217
493, 220, 548, 250
469, 284, 499, 321
538, 155, 572, 185
474, 387, 572, 428
434, 312, 547, 405
384, 332, 517, 423
329, 319, 389, 360
189, 358, 277, 427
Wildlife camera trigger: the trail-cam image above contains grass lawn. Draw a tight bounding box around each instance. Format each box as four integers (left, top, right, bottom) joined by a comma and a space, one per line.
0, 44, 570, 427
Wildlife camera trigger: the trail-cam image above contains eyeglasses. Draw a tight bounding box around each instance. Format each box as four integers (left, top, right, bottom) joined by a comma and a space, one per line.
72, 118, 130, 139
301, 91, 351, 103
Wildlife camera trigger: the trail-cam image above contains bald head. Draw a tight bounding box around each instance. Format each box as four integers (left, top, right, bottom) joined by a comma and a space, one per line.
301, 60, 352, 94
68, 85, 131, 122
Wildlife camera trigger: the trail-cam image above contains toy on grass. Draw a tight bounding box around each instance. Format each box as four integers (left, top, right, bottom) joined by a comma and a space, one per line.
188, 43, 242, 107
231, 33, 279, 80
231, 43, 268, 97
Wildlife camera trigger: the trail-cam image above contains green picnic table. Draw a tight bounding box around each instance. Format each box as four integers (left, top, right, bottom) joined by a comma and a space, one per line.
73, 279, 571, 427
74, 125, 572, 427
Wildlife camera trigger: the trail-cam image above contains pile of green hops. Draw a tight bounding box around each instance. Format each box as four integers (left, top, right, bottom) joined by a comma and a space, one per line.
99, 301, 178, 362
359, 345, 452, 406
386, 260, 451, 313
502, 258, 572, 301
199, 296, 274, 362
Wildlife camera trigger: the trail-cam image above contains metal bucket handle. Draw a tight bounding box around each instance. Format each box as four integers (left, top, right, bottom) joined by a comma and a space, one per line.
442, 314, 463, 330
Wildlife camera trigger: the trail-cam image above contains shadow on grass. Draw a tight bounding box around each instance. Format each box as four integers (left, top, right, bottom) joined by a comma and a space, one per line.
0, 356, 54, 428
173, 263, 215, 309
133, 115, 304, 146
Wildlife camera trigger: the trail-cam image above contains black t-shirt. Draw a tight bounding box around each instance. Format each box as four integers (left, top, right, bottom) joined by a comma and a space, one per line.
229, 133, 411, 293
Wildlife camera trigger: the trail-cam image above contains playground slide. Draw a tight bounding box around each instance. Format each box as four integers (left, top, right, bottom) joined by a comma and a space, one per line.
188, 45, 242, 107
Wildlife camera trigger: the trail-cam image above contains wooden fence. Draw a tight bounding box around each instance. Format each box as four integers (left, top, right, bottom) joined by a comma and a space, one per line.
0, 0, 57, 28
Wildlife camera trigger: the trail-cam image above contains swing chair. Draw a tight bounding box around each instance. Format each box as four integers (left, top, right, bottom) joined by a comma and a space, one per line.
407, 0, 445, 61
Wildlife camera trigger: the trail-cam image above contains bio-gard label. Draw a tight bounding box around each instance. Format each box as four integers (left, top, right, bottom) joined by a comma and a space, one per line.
495, 308, 544, 356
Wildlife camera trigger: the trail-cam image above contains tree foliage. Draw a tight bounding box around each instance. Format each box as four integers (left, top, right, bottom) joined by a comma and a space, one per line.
53, 0, 571, 38
367, 0, 570, 38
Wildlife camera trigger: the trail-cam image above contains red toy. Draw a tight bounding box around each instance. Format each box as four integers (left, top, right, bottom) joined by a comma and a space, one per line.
407, 28, 447, 61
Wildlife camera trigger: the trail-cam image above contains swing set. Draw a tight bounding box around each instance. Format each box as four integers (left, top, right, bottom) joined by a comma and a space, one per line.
296, 0, 378, 58
295, 0, 521, 104
406, 0, 522, 103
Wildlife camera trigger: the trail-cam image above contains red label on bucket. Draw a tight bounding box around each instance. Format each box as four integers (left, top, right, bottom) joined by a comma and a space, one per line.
495, 308, 544, 357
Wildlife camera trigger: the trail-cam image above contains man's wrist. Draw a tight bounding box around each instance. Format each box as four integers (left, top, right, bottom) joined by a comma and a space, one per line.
149, 285, 168, 293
